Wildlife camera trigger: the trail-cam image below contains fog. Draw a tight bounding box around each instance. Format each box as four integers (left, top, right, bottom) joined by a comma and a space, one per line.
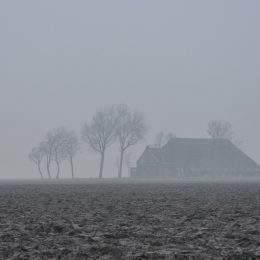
1, 0, 260, 179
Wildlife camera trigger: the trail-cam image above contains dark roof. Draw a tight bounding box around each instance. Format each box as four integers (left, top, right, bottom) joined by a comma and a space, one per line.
138, 138, 260, 170
137, 146, 161, 165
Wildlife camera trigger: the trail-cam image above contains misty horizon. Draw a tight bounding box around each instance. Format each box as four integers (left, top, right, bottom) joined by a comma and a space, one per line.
1, 1, 260, 179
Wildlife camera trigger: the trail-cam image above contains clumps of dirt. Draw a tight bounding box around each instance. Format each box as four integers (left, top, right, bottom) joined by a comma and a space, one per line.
0, 182, 259, 259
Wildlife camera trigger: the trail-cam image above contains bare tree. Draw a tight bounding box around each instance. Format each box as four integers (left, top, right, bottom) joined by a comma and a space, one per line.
207, 120, 234, 140
154, 131, 175, 148
45, 128, 64, 179
62, 131, 80, 179
42, 127, 72, 179
116, 104, 147, 178
39, 141, 53, 179
29, 147, 45, 179
32, 128, 79, 179
82, 106, 118, 179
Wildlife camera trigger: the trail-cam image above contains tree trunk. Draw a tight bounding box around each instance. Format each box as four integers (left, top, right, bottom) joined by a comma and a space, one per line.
99, 152, 105, 179
37, 162, 44, 179
55, 159, 60, 179
47, 159, 51, 179
118, 149, 124, 178
70, 156, 74, 179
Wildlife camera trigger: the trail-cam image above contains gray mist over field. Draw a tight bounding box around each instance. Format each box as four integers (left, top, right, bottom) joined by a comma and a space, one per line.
0, 1, 260, 179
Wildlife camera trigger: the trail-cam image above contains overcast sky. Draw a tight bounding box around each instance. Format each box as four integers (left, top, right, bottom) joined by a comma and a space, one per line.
0, 1, 260, 179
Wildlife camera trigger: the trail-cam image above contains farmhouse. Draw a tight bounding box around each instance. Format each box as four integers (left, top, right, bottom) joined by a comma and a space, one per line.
131, 138, 260, 178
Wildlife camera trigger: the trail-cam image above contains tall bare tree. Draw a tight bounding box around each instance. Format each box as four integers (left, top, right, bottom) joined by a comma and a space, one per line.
41, 127, 73, 179
45, 128, 67, 179
39, 141, 53, 179
207, 120, 234, 140
29, 147, 45, 179
116, 104, 147, 178
82, 106, 118, 178
62, 131, 80, 179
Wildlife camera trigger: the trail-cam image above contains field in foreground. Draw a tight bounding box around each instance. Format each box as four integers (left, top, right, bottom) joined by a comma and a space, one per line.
0, 181, 260, 259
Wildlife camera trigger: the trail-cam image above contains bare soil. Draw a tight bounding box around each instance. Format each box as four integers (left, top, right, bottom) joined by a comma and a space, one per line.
0, 181, 260, 259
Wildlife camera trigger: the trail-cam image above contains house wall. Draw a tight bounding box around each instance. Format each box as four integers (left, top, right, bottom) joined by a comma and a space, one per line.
133, 163, 260, 178
133, 163, 184, 178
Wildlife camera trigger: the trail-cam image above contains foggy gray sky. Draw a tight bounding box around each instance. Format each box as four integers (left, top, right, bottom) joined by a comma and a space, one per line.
1, 1, 260, 178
